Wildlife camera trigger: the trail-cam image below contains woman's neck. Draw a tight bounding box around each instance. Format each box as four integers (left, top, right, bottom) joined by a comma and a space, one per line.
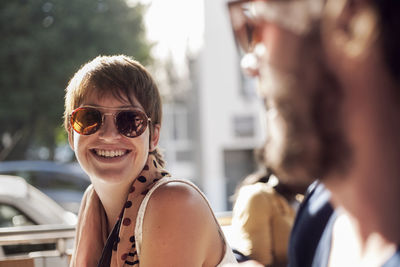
92, 181, 130, 233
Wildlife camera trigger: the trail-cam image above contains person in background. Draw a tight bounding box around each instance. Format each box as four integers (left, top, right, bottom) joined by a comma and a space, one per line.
225, 0, 400, 266
230, 147, 307, 267
64, 55, 237, 266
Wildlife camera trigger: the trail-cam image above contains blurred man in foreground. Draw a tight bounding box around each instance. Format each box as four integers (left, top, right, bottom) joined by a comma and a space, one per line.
226, 0, 400, 266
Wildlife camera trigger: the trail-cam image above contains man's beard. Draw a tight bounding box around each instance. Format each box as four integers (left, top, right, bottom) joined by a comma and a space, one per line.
260, 32, 351, 186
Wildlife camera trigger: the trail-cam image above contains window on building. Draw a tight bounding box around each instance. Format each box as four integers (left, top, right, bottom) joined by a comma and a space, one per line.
161, 104, 194, 164
233, 115, 255, 138
223, 149, 257, 210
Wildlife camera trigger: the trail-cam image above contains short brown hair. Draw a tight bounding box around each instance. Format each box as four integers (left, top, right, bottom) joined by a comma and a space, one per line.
64, 55, 165, 166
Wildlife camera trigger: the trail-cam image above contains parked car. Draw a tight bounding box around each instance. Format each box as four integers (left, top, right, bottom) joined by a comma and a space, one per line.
0, 175, 76, 262
0, 160, 90, 214
0, 175, 77, 227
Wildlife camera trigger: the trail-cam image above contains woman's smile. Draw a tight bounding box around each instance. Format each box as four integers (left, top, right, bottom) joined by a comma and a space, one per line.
91, 148, 131, 158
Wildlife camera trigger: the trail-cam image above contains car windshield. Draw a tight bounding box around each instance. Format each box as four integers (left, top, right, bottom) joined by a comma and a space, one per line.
0, 161, 90, 214
0, 204, 36, 228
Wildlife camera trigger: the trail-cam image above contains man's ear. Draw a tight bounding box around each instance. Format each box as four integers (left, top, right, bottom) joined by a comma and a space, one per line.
149, 124, 160, 152
322, 0, 378, 59
68, 127, 75, 151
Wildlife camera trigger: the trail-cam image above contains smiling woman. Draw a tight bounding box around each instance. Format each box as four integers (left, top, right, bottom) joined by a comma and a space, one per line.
64, 55, 237, 267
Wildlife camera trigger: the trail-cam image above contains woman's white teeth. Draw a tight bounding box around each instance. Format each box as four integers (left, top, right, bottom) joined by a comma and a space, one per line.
95, 149, 126, 158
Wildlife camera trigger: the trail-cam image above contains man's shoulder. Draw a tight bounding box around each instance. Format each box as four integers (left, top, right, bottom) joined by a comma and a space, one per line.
288, 181, 334, 267
384, 247, 400, 267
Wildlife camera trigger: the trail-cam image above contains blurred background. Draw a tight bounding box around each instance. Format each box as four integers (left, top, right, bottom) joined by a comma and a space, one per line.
0, 0, 267, 215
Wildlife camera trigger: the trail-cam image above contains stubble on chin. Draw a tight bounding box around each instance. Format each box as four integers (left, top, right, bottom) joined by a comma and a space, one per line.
260, 36, 351, 185
262, 73, 323, 185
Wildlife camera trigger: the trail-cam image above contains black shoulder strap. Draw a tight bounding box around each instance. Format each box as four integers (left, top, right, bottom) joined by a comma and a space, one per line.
97, 219, 121, 267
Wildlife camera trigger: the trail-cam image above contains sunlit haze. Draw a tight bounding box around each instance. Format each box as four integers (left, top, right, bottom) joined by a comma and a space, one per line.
127, 0, 204, 68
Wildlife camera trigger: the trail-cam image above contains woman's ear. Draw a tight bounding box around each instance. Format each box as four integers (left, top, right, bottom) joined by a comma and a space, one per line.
68, 127, 75, 151
149, 124, 160, 151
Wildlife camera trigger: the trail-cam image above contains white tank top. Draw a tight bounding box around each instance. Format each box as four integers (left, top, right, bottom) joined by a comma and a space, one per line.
134, 178, 237, 266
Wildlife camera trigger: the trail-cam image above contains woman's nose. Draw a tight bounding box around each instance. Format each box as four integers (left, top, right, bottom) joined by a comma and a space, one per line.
98, 115, 121, 139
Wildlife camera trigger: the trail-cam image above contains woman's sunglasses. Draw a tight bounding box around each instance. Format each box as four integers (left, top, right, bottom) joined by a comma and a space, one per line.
69, 105, 151, 138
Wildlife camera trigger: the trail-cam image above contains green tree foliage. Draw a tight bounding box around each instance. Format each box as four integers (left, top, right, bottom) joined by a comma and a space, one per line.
0, 0, 152, 160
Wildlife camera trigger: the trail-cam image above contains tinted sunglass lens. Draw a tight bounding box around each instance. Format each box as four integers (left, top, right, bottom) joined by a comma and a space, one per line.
117, 111, 147, 138
71, 108, 102, 135
229, 2, 259, 54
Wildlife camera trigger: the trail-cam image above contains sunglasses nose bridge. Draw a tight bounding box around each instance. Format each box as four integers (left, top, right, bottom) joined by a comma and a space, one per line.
98, 112, 121, 138
102, 112, 118, 123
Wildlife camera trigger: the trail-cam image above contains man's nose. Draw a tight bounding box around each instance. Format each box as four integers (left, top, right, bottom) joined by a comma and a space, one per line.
240, 44, 266, 77
241, 53, 259, 77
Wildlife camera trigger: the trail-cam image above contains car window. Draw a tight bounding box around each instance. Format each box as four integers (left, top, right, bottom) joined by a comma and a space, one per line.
3, 170, 89, 191
0, 204, 36, 228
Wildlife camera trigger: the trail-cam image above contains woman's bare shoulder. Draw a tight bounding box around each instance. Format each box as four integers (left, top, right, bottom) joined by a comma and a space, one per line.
146, 180, 210, 219
140, 180, 221, 266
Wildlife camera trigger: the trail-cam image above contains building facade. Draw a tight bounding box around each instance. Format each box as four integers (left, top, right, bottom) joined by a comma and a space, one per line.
159, 0, 266, 211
